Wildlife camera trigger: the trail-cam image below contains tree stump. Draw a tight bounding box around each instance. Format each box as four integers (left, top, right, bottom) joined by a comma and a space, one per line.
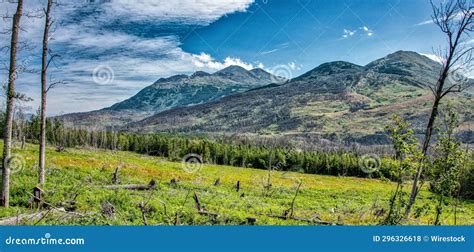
235, 181, 240, 192
33, 187, 43, 209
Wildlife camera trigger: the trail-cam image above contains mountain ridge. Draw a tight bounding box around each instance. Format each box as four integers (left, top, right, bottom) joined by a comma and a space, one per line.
121, 51, 473, 144
58, 66, 282, 127
58, 51, 473, 145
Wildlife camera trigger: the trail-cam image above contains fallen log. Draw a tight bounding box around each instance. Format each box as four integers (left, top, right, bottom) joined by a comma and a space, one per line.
112, 167, 121, 184
198, 210, 218, 219
170, 178, 179, 186
240, 217, 257, 225
289, 216, 335, 225
103, 179, 156, 190
55, 146, 66, 152
0, 208, 76, 225
258, 213, 336, 225
193, 192, 219, 222
0, 209, 96, 226
193, 192, 202, 211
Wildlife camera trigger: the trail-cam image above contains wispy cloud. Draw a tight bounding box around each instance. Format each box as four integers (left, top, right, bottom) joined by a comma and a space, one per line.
103, 0, 254, 24
415, 19, 434, 26
0, 0, 256, 115
191, 53, 259, 70
419, 53, 444, 64
342, 29, 356, 38
259, 42, 290, 55
415, 9, 474, 26
362, 26, 374, 36
342, 26, 374, 38
260, 48, 280, 55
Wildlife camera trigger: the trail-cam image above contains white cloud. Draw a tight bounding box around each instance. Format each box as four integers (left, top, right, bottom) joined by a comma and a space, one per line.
54, 27, 181, 54
416, 9, 474, 26
260, 48, 280, 55
342, 26, 374, 38
104, 0, 255, 24
259, 42, 290, 55
462, 39, 474, 46
342, 29, 356, 38
191, 53, 257, 70
419, 53, 473, 78
0, 0, 257, 115
288, 62, 296, 70
360, 26, 374, 37
416, 20, 434, 26
419, 53, 444, 64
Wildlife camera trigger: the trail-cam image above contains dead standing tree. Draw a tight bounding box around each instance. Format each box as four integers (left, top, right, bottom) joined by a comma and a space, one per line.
1, 0, 24, 208
38, 0, 58, 185
406, 0, 473, 217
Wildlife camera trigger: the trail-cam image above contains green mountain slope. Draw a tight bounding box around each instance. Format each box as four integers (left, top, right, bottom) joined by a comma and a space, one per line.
124, 51, 474, 144
58, 66, 280, 127
2, 142, 472, 225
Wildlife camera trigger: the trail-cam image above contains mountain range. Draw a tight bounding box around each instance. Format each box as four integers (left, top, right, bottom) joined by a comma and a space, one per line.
59, 51, 474, 144
59, 65, 280, 127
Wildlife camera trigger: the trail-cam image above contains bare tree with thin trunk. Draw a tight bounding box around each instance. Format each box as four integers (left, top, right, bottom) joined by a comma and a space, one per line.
38, 0, 55, 185
405, 0, 473, 217
1, 0, 24, 208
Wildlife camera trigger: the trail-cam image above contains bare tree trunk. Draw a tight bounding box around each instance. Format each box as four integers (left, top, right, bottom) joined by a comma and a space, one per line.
1, 0, 24, 208
405, 32, 462, 217
405, 0, 473, 217
38, 0, 53, 185
405, 52, 452, 217
405, 90, 441, 216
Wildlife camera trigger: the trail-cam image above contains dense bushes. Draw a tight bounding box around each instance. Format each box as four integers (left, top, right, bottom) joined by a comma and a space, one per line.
10, 113, 473, 195
100, 133, 399, 180
13, 118, 400, 180
12, 114, 471, 191
459, 159, 474, 199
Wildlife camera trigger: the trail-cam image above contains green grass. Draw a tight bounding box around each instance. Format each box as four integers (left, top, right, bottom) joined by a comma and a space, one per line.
0, 142, 473, 225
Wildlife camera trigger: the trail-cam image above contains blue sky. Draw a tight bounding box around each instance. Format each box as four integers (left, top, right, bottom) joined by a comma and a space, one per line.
181, 0, 443, 71
0, 0, 464, 115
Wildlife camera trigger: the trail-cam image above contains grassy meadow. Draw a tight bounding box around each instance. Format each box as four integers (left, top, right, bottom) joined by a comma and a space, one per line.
0, 141, 472, 225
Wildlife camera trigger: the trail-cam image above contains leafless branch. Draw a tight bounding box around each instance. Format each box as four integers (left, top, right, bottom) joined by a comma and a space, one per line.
45, 52, 59, 70
406, 0, 473, 217
46, 80, 65, 93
